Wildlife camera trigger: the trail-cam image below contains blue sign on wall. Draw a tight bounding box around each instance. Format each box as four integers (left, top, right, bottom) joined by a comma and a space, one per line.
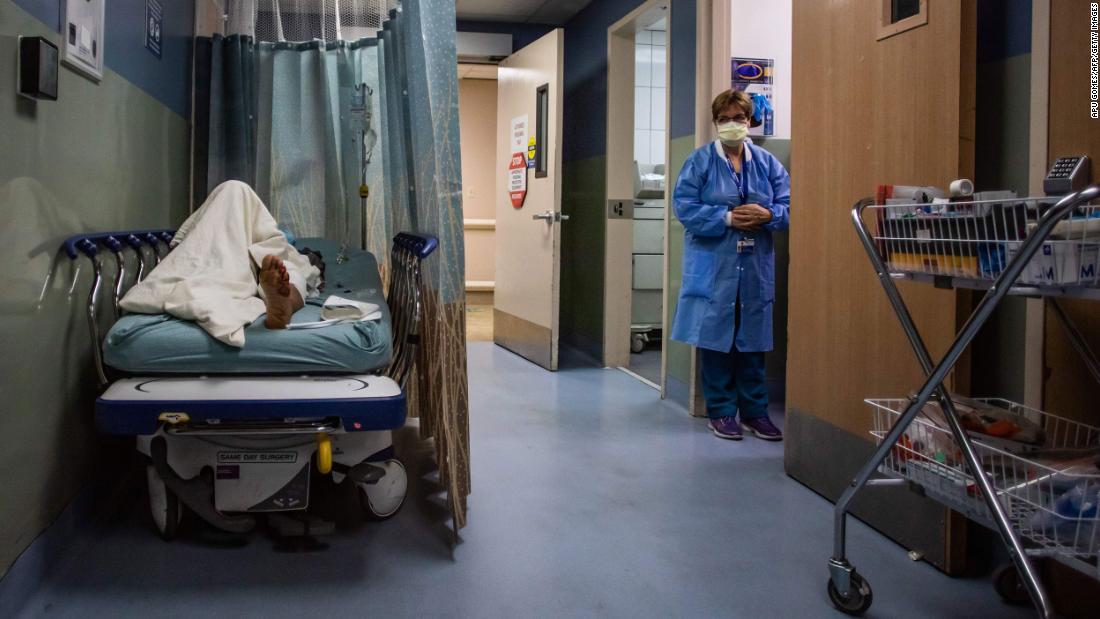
145, 0, 163, 59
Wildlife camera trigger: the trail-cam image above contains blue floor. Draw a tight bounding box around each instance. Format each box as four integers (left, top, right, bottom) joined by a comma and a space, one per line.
12, 342, 1031, 618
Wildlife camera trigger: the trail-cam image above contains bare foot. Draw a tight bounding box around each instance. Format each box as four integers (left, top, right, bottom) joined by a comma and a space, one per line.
259, 255, 303, 329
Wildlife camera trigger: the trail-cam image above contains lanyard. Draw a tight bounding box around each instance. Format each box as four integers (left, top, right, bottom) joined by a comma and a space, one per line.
723, 153, 747, 204
724, 150, 754, 244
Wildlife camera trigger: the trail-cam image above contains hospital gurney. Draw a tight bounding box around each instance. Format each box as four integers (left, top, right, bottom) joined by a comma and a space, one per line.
828, 187, 1100, 617
62, 229, 437, 539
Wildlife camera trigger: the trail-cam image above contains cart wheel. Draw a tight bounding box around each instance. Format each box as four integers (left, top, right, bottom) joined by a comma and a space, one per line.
146, 465, 183, 541
631, 334, 645, 354
993, 562, 1032, 606
827, 571, 873, 616
357, 459, 407, 521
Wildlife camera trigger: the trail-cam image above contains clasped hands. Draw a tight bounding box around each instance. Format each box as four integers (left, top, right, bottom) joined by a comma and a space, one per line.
726, 203, 772, 231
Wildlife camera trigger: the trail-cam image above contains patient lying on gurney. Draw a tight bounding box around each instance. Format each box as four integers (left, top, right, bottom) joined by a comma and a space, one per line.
119, 181, 323, 347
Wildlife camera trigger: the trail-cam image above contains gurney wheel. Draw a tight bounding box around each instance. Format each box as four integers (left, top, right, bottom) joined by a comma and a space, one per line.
827, 571, 872, 616
357, 459, 407, 521
993, 562, 1032, 606
146, 465, 183, 541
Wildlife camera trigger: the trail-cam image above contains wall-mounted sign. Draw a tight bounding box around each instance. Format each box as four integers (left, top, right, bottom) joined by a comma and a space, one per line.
510, 114, 529, 157
63, 0, 105, 81
527, 136, 537, 169
508, 152, 527, 208
731, 57, 774, 137
145, 0, 164, 59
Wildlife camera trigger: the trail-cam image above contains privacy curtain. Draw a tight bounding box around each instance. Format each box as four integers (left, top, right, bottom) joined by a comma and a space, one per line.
192, 0, 470, 533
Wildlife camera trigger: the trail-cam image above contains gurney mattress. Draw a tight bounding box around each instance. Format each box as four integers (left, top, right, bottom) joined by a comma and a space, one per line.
103, 239, 392, 375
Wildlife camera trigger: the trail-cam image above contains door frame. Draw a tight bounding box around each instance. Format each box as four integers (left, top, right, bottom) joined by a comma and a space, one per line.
685, 0, 731, 415
604, 0, 673, 396
1024, 0, 1050, 410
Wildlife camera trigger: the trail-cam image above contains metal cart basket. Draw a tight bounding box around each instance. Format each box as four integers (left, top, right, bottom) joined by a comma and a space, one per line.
828, 186, 1100, 618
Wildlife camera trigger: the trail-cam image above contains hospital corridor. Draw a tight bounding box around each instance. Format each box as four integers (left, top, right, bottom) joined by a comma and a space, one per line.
3, 1, 1100, 618
8, 343, 1032, 618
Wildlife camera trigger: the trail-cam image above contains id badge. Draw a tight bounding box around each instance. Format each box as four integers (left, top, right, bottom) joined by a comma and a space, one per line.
737, 237, 756, 254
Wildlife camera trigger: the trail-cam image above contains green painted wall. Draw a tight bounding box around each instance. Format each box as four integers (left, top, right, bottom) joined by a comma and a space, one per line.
560, 156, 608, 359
975, 54, 1032, 197
971, 52, 1031, 402
0, 1, 190, 577
665, 135, 695, 387
755, 137, 791, 394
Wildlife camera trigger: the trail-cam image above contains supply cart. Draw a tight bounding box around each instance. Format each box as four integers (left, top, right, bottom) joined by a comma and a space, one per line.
828, 185, 1100, 618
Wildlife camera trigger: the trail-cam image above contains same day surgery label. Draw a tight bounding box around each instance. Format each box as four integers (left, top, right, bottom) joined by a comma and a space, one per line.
218, 452, 298, 464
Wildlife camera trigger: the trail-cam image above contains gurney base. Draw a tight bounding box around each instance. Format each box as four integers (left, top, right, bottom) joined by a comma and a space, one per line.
269, 512, 337, 538
150, 436, 257, 534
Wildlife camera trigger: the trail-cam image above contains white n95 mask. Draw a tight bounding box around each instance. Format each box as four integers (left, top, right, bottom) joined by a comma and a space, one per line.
717, 121, 749, 147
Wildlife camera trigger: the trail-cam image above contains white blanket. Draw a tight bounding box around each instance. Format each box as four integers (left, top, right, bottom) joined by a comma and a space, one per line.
120, 181, 321, 347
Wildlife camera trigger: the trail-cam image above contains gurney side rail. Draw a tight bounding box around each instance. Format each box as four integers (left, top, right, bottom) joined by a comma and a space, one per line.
386, 232, 438, 388
61, 230, 174, 387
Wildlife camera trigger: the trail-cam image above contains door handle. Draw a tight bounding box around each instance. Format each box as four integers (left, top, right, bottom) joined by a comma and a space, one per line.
532, 211, 569, 223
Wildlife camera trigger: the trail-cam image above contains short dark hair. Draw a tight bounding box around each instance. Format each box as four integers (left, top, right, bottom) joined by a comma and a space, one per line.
711, 89, 753, 122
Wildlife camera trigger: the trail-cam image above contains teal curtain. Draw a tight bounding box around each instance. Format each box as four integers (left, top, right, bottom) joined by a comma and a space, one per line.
397, 0, 465, 306
388, 0, 469, 530
255, 40, 376, 252
192, 35, 257, 203
192, 0, 470, 532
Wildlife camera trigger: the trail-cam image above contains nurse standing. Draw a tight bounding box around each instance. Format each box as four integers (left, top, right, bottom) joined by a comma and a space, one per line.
671, 90, 790, 441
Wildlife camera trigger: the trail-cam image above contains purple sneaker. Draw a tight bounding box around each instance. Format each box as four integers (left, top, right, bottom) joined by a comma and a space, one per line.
708, 416, 743, 440
742, 416, 783, 441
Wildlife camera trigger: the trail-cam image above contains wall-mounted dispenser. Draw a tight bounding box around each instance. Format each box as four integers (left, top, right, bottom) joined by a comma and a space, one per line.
18, 36, 59, 101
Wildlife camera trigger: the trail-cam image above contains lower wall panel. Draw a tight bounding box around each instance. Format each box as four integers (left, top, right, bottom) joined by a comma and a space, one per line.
784, 407, 964, 573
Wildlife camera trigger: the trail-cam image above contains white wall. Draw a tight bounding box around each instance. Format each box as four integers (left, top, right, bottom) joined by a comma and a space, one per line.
730, 0, 792, 140
634, 28, 666, 166
459, 78, 497, 289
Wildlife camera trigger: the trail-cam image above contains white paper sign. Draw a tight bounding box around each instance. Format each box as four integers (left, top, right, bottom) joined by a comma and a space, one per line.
64, 0, 105, 81
510, 115, 529, 158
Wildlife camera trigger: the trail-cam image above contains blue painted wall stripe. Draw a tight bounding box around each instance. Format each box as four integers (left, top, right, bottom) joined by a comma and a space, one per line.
977, 0, 1031, 63
563, 0, 696, 163
12, 0, 194, 118
10, 0, 56, 29
562, 0, 633, 162
669, 0, 695, 140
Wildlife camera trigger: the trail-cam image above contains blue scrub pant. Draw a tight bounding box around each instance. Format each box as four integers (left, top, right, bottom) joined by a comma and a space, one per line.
700, 297, 768, 420
701, 345, 768, 420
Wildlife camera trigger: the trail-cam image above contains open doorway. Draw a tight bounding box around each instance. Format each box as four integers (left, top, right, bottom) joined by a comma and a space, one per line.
627, 18, 667, 386
605, 2, 671, 392
458, 63, 499, 342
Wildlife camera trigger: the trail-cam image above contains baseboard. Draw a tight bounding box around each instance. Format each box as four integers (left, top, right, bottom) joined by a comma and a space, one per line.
558, 330, 602, 368
0, 462, 136, 617
666, 374, 691, 411
465, 291, 493, 306
784, 407, 963, 574
558, 340, 602, 368
767, 376, 786, 403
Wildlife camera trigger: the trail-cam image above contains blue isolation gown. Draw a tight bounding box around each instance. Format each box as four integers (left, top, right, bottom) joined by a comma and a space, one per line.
671, 139, 791, 353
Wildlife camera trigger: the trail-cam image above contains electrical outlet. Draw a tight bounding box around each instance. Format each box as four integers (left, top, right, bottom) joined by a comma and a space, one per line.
607, 199, 633, 220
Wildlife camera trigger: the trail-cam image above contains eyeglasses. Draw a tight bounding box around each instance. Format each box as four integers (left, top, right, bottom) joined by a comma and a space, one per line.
716, 115, 749, 124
